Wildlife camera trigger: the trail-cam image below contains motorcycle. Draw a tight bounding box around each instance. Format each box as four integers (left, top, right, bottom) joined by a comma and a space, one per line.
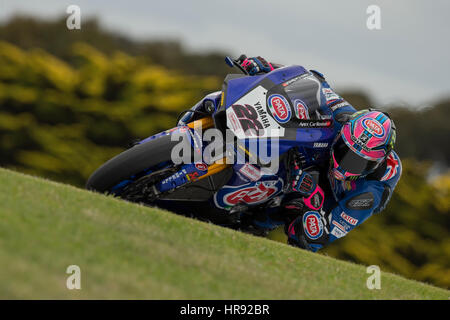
86, 56, 336, 234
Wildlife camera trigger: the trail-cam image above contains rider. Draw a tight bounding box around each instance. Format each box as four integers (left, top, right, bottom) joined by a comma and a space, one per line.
239, 56, 402, 252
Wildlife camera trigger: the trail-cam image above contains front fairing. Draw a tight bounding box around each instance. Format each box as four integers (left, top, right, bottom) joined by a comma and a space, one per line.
211, 66, 337, 211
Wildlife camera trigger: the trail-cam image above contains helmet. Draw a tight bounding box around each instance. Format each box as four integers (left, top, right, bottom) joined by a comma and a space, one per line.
330, 109, 396, 181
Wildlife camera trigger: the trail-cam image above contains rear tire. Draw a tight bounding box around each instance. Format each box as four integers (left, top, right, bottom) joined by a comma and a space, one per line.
86, 134, 179, 193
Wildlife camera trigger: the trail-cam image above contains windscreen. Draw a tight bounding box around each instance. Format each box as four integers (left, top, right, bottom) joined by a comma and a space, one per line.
282, 72, 323, 120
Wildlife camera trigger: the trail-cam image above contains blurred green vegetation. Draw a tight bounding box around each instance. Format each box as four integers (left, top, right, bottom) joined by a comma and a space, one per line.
0, 40, 219, 185
0, 16, 448, 289
0, 15, 231, 77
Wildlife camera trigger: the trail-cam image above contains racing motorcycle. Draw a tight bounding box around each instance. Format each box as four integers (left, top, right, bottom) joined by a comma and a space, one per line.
86, 57, 336, 234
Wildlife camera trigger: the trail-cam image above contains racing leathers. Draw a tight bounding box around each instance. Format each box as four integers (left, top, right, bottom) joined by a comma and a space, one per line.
243, 56, 402, 252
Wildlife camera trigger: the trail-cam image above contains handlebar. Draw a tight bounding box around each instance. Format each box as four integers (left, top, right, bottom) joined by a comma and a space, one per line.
224, 56, 249, 75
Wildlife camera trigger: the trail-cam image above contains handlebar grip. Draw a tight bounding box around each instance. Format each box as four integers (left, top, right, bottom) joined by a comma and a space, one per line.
237, 54, 247, 63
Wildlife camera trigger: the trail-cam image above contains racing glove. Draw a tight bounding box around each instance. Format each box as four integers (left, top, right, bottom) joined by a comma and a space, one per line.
290, 167, 316, 195
285, 210, 330, 251
239, 56, 274, 75
287, 162, 325, 211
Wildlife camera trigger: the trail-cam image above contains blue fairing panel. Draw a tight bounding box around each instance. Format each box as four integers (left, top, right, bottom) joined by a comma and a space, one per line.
224, 65, 308, 107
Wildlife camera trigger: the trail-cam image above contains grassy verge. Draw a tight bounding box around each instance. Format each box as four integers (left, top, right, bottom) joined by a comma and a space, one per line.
0, 168, 448, 299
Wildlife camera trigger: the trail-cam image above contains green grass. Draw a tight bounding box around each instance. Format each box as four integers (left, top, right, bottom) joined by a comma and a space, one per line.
0, 168, 448, 299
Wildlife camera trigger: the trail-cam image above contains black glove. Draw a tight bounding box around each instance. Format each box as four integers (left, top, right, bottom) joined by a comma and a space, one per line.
285, 211, 329, 251
239, 55, 274, 75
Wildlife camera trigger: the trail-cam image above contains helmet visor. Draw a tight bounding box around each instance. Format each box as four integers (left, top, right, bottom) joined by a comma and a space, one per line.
333, 136, 379, 175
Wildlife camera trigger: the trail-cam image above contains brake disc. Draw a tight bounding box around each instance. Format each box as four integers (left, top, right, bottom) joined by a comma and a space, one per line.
120, 167, 178, 203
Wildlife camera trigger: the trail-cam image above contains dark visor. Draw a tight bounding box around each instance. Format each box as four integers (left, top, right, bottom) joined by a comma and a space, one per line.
333, 136, 379, 174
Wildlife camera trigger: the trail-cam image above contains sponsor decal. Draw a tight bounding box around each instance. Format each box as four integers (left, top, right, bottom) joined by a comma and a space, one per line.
389, 129, 396, 150
226, 86, 285, 139
346, 192, 374, 210
312, 193, 321, 208
295, 172, 315, 194
282, 72, 312, 87
332, 168, 346, 181
304, 190, 324, 210
297, 120, 333, 128
304, 192, 324, 210
161, 169, 188, 185
178, 126, 188, 133
267, 94, 291, 124
381, 152, 399, 181
230, 104, 264, 137
340, 212, 358, 225
337, 218, 352, 231
225, 186, 272, 206
351, 135, 372, 152
238, 163, 261, 182
302, 211, 324, 240
362, 118, 385, 138
227, 111, 240, 132
313, 142, 328, 148
253, 101, 271, 129
186, 171, 200, 181
343, 180, 357, 191
195, 162, 208, 171
331, 226, 347, 239
294, 99, 309, 120
359, 133, 370, 144
188, 128, 203, 156
322, 88, 341, 104
332, 220, 348, 232
347, 198, 373, 209
214, 179, 283, 209
329, 101, 350, 111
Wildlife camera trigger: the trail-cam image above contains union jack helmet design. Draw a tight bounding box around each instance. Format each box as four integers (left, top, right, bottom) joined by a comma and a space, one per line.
331, 109, 396, 180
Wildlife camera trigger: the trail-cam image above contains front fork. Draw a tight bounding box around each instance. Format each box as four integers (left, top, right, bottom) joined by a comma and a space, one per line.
156, 117, 230, 194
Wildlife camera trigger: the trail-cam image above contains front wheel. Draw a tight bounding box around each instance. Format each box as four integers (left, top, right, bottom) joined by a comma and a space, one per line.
86, 133, 179, 193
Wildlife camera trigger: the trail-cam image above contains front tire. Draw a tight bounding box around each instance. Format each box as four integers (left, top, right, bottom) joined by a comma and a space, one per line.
86, 134, 179, 193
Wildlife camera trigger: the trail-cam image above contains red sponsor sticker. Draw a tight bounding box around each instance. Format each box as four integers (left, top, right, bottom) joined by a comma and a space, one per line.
362, 118, 384, 137
302, 212, 323, 240
227, 111, 240, 132
187, 171, 199, 181
238, 163, 261, 181
224, 183, 277, 206
195, 163, 208, 171
268, 94, 291, 123
332, 220, 347, 232
294, 100, 309, 120
340, 212, 358, 225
